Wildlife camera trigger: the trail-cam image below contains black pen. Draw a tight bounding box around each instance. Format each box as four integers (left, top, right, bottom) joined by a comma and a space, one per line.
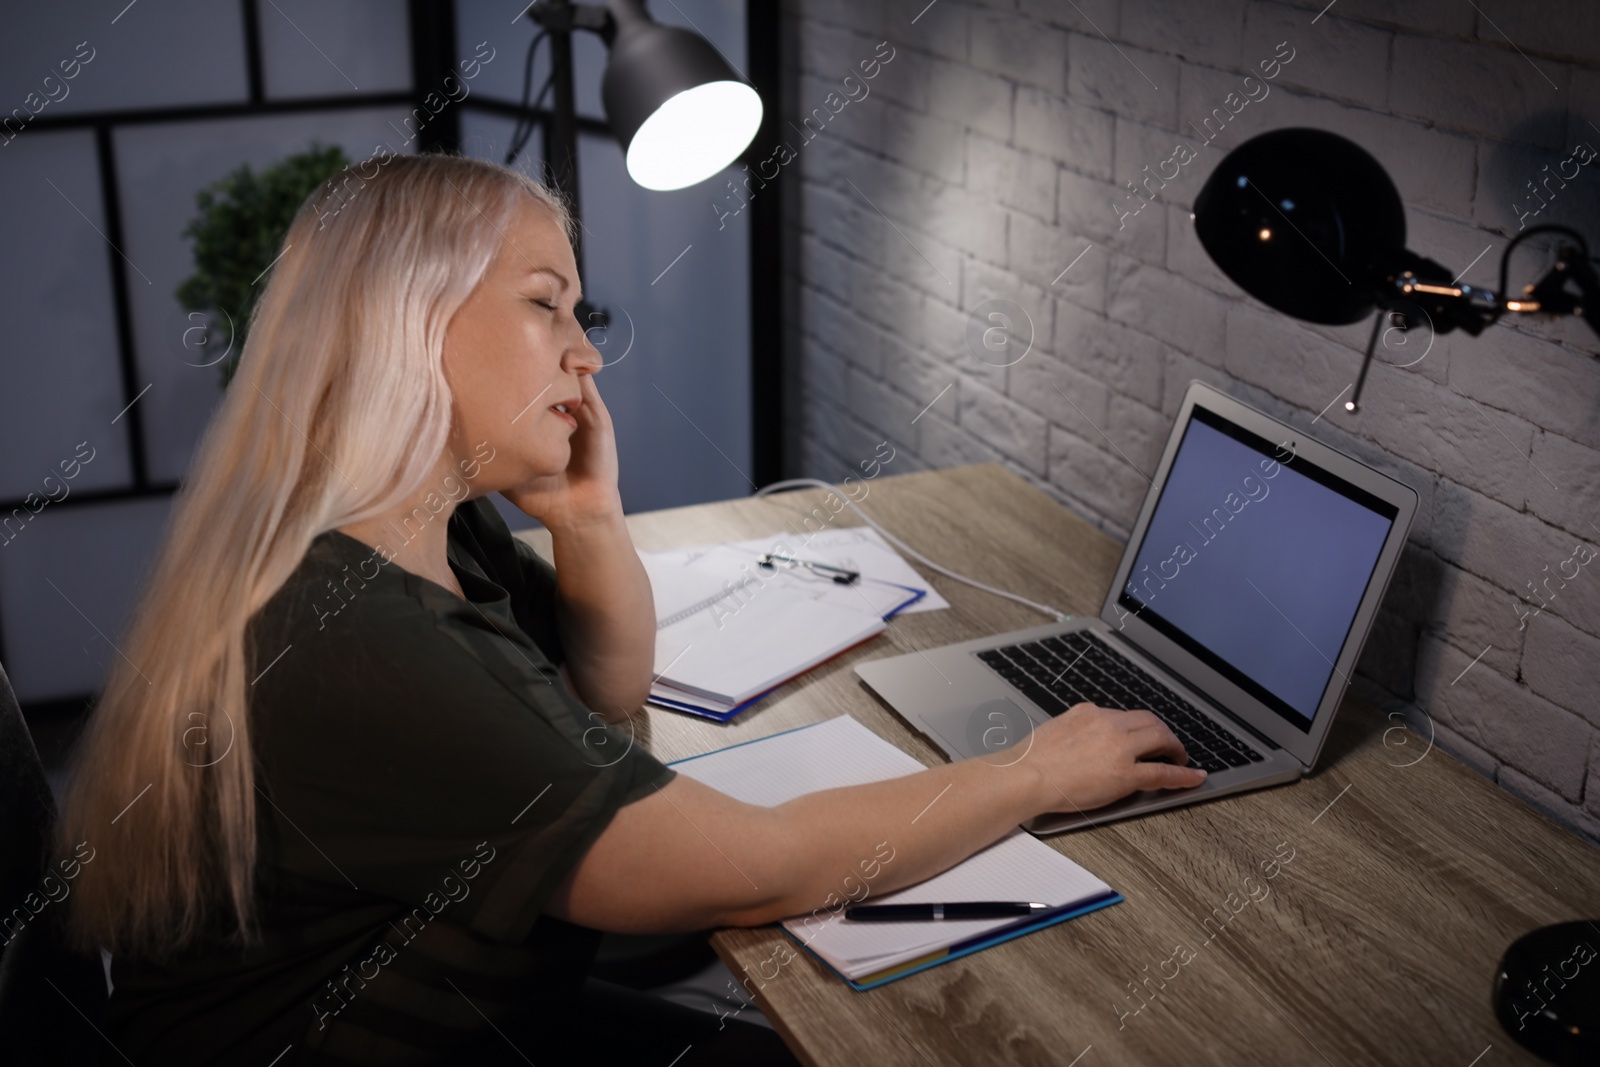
843, 902, 1050, 922
755, 552, 860, 584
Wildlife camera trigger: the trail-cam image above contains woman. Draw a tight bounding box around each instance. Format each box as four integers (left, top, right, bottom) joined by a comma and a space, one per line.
56, 155, 1205, 1065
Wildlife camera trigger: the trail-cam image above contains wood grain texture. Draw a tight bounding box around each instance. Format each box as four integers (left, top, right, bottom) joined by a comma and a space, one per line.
514, 464, 1600, 1066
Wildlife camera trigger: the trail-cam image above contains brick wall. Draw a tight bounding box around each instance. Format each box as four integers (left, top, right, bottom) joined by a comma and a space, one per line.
775, 0, 1600, 842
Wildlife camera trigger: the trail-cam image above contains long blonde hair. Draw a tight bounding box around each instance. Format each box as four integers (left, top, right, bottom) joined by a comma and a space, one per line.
57, 154, 573, 957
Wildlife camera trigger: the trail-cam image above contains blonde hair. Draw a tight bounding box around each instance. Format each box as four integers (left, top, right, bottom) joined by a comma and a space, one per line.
57, 154, 573, 956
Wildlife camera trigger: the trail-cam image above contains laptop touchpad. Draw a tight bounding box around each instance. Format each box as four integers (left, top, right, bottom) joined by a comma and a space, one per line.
926, 698, 1043, 761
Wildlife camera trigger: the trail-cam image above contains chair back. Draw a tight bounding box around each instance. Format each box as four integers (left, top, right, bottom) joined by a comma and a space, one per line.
0, 663, 109, 1065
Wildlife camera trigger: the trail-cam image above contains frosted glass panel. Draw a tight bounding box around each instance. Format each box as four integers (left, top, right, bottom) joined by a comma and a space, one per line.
0, 129, 134, 500
260, 0, 412, 100
0, 496, 172, 703
114, 110, 419, 484
0, 0, 247, 118
577, 132, 753, 513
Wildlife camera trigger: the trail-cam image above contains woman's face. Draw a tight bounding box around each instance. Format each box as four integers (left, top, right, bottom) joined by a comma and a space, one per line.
441, 197, 599, 490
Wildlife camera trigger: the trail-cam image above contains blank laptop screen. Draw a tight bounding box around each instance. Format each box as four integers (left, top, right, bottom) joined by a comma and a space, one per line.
1116, 405, 1397, 731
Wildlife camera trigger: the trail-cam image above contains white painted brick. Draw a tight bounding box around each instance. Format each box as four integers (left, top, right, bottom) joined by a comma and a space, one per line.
1053, 300, 1167, 408
1111, 117, 1212, 215
1588, 742, 1600, 830
847, 41, 928, 113
1160, 350, 1238, 417
1005, 349, 1112, 442
1105, 392, 1171, 474
898, 1, 968, 63
797, 333, 852, 398
959, 257, 1050, 327
923, 54, 1014, 131
1472, 138, 1600, 240
1449, 323, 1600, 451
922, 292, 1003, 393
1431, 481, 1600, 636
1067, 33, 1179, 127
1046, 424, 1151, 528
970, 7, 1069, 93
800, 183, 888, 268
884, 336, 961, 420
915, 408, 1006, 469
1395, 35, 1568, 146
1408, 556, 1528, 680
1523, 610, 1600, 728
1223, 300, 1354, 406
1010, 219, 1107, 312
1058, 168, 1167, 265
1473, 1, 1600, 67
1119, 0, 1246, 68
1242, 1, 1391, 110
1414, 634, 1591, 800
881, 101, 967, 183
1525, 430, 1600, 542
1569, 67, 1600, 147
846, 365, 924, 432
1013, 87, 1115, 179
1105, 257, 1228, 359
966, 133, 1057, 220
803, 0, 890, 36
956, 376, 1049, 473
800, 282, 888, 374
1286, 0, 1474, 36
799, 232, 862, 308
1352, 360, 1537, 512
1016, 0, 1119, 34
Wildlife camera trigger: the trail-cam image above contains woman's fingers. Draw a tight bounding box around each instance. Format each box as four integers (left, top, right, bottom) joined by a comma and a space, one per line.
1130, 759, 1208, 792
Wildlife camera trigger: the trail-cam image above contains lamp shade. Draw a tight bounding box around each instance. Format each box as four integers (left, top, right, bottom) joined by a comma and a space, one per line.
601, 3, 762, 191
1192, 128, 1406, 325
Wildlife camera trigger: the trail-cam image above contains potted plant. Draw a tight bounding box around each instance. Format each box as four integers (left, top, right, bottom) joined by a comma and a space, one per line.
176, 142, 351, 386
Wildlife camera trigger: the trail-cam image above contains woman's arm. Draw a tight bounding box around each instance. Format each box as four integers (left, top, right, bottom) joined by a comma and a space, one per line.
546, 703, 1207, 933
547, 506, 655, 719
501, 372, 654, 720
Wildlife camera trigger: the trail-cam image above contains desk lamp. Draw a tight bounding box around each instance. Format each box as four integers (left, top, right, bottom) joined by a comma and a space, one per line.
1194, 127, 1599, 1065
1192, 127, 1598, 414
507, 0, 761, 330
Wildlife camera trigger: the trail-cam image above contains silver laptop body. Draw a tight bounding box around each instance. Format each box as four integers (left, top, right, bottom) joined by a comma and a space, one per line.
856, 381, 1418, 834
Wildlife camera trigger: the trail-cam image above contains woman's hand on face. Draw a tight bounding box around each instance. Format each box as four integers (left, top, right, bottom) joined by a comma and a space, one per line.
502, 372, 622, 532
1019, 703, 1208, 815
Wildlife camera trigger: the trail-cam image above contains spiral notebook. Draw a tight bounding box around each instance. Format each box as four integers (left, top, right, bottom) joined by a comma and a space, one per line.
669, 715, 1122, 989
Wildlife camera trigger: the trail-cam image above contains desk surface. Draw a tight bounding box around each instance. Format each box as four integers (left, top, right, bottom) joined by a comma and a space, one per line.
516, 464, 1600, 1067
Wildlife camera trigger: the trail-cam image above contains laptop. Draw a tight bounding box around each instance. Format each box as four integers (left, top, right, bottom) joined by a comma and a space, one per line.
856, 380, 1418, 834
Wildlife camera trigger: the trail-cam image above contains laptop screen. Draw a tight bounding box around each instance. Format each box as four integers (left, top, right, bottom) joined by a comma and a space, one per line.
1116, 405, 1398, 731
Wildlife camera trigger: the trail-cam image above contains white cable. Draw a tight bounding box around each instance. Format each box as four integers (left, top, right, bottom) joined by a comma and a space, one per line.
752, 478, 1068, 623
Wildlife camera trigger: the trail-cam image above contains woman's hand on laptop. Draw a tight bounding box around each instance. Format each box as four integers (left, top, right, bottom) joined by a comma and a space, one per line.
1025, 704, 1207, 813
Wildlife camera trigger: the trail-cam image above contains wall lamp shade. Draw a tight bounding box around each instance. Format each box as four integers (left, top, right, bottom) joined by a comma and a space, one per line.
601, 5, 763, 191
1192, 128, 1407, 325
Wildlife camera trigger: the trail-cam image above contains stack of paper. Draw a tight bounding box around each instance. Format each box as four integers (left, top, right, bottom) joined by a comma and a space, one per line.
670, 715, 1121, 989
641, 529, 945, 720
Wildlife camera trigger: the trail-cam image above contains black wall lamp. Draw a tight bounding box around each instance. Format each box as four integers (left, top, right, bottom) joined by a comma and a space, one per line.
1192, 127, 1599, 414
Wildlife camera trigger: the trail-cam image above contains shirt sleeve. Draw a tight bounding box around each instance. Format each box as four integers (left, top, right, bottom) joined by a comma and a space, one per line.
252, 575, 676, 947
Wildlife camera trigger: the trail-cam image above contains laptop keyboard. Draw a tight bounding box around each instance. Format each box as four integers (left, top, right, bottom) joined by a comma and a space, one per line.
974, 631, 1265, 775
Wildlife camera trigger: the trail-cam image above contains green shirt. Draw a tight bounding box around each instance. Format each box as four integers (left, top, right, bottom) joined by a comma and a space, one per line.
106, 496, 676, 1064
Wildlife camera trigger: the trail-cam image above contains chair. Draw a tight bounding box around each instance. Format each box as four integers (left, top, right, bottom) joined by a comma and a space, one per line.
0, 661, 109, 1065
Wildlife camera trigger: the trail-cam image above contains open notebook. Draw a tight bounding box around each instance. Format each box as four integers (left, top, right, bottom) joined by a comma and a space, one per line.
668, 715, 1122, 990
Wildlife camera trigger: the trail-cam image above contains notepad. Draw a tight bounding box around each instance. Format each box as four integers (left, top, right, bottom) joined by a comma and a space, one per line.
668, 715, 1122, 990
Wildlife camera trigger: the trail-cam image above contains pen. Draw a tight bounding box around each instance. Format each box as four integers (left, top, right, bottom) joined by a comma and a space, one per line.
755, 552, 860, 584
843, 902, 1050, 922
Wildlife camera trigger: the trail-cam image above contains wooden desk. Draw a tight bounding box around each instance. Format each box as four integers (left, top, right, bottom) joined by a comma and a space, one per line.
516, 464, 1600, 1067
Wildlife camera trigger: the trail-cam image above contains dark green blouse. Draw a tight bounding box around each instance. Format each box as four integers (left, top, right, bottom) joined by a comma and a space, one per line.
106, 496, 676, 1064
